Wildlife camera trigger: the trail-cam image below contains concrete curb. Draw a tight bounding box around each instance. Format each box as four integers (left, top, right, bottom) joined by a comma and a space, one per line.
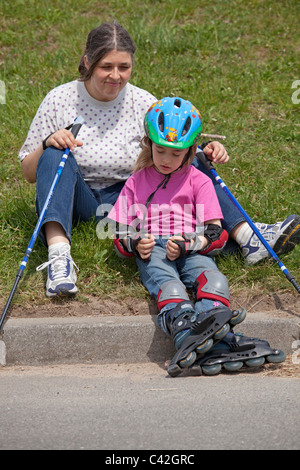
2, 312, 299, 366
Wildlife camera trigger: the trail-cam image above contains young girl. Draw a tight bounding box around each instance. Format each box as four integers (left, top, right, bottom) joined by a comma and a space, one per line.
109, 96, 286, 377
108, 97, 246, 375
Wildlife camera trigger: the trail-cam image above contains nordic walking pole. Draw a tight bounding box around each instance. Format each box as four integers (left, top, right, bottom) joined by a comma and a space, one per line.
196, 148, 300, 294
0, 116, 85, 333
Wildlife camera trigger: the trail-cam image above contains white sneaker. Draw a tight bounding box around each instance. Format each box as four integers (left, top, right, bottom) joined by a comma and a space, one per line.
242, 215, 300, 265
37, 244, 79, 297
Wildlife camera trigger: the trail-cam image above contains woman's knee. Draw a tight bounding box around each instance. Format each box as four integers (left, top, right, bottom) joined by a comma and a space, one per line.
37, 148, 78, 176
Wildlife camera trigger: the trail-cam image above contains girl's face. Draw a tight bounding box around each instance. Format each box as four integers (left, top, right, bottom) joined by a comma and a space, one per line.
152, 143, 189, 174
84, 49, 133, 102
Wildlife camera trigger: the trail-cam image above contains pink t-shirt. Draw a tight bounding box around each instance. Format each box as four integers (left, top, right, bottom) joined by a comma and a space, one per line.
108, 165, 223, 236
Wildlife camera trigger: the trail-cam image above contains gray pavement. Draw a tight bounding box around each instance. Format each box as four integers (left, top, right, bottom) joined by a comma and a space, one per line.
1, 362, 299, 450
1, 310, 300, 451
1, 310, 299, 366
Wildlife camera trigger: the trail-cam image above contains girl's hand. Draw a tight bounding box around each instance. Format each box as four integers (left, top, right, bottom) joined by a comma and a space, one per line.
166, 234, 209, 260
203, 141, 229, 164
136, 234, 156, 260
166, 235, 184, 261
45, 129, 83, 151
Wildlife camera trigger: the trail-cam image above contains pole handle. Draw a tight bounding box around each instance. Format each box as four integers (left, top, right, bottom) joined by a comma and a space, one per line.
70, 115, 84, 138
196, 148, 215, 171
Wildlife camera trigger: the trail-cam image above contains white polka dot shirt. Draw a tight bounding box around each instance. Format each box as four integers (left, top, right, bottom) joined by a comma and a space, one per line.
19, 80, 156, 189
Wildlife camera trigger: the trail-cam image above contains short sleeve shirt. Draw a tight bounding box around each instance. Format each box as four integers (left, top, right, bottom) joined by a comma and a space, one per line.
19, 81, 157, 189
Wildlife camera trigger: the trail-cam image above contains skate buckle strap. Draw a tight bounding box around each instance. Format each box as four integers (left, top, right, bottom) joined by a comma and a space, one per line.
229, 340, 255, 352
191, 314, 216, 334
168, 301, 196, 335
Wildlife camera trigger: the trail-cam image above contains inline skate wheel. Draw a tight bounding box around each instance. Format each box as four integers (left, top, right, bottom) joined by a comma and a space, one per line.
214, 322, 230, 340
202, 363, 222, 376
223, 361, 244, 372
196, 338, 214, 354
245, 357, 265, 368
179, 350, 197, 368
266, 350, 286, 363
230, 307, 247, 326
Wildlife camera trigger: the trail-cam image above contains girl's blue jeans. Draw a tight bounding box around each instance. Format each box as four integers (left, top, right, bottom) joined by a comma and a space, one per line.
136, 238, 228, 335
35, 148, 244, 248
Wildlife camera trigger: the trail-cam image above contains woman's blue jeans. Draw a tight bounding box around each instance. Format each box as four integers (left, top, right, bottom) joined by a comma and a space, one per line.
35, 147, 125, 246
136, 238, 227, 334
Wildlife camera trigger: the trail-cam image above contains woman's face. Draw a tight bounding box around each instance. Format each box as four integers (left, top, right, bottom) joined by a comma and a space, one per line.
84, 49, 133, 102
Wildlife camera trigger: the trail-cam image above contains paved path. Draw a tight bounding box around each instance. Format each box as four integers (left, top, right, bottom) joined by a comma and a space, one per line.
1, 362, 299, 450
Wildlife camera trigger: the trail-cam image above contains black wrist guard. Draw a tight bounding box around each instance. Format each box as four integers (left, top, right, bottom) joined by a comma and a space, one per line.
42, 132, 54, 150
198, 224, 228, 257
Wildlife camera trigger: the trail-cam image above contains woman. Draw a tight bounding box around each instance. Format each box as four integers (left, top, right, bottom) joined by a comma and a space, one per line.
19, 21, 299, 297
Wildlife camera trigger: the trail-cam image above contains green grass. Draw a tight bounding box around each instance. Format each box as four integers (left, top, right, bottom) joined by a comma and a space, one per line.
0, 0, 299, 307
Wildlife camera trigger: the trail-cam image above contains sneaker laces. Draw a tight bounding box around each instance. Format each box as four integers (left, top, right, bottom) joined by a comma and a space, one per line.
36, 249, 79, 280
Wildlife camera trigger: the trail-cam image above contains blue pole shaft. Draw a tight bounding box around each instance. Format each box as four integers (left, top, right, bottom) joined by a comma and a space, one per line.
197, 149, 300, 294
0, 116, 84, 332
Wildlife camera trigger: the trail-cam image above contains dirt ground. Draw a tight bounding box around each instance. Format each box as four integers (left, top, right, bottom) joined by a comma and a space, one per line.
8, 290, 300, 319
1, 356, 300, 379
